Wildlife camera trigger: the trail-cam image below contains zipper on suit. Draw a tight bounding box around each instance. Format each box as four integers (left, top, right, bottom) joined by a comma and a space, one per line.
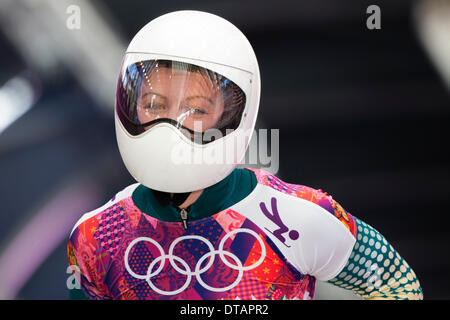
180, 208, 189, 230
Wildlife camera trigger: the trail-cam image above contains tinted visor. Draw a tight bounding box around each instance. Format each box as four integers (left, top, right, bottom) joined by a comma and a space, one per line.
116, 57, 247, 143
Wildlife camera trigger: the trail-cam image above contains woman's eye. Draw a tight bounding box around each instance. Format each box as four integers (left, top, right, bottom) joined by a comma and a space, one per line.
183, 104, 207, 115
144, 104, 165, 111
190, 108, 206, 115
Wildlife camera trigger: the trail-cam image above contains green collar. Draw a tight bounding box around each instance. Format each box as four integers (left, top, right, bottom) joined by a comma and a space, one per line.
131, 168, 257, 222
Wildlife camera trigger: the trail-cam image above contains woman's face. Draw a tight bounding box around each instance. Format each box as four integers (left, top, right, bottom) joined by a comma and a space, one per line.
136, 67, 225, 133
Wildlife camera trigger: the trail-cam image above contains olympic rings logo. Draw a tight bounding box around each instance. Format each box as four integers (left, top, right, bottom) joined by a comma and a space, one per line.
124, 228, 266, 296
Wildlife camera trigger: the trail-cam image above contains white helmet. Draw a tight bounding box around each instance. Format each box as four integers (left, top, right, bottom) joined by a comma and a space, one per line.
115, 10, 261, 192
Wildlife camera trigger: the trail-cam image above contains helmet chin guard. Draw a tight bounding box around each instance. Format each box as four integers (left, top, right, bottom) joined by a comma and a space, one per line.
115, 10, 260, 192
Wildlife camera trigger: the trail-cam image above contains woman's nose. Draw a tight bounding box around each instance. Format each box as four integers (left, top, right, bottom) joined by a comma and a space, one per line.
167, 105, 180, 120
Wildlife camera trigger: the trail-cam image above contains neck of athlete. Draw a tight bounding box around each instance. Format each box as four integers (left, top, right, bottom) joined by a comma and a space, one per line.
177, 189, 203, 209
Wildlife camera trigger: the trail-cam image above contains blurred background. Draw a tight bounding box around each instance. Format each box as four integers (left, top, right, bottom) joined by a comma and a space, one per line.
0, 0, 449, 300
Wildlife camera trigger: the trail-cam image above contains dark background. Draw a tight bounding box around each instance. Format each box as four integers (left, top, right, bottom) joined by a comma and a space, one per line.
0, 0, 448, 299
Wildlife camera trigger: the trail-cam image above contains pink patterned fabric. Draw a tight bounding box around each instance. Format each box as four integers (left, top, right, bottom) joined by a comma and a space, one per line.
68, 168, 358, 300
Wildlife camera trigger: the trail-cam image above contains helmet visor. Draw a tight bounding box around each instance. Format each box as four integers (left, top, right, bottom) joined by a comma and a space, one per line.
116, 55, 248, 143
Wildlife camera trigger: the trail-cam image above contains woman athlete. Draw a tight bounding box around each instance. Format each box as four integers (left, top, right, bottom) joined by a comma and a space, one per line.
68, 11, 423, 300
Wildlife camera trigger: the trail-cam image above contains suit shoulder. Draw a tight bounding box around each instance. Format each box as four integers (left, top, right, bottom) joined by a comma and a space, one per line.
68, 183, 140, 239
247, 168, 357, 237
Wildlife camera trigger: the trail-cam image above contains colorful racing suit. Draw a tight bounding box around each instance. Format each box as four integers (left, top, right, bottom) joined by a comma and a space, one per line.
67, 168, 423, 300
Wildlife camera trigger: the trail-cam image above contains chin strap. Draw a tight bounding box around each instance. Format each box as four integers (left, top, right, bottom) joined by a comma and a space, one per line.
151, 189, 191, 207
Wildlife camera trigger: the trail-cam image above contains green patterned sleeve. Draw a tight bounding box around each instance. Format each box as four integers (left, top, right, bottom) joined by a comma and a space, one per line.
327, 216, 423, 300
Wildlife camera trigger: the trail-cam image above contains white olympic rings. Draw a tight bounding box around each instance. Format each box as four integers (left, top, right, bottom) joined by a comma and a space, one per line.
124, 228, 266, 295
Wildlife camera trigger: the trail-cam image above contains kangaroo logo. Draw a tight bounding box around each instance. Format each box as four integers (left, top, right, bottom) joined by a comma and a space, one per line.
259, 197, 299, 247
